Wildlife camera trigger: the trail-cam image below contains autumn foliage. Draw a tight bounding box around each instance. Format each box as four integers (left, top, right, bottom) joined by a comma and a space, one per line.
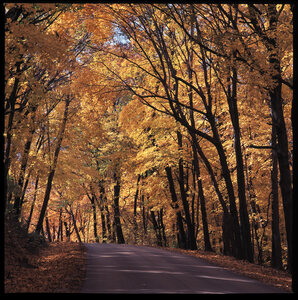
4, 3, 293, 273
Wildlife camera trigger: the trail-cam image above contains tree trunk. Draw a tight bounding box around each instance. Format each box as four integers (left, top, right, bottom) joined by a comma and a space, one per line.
45, 216, 52, 242
184, 34, 235, 254
13, 110, 36, 218
271, 118, 283, 269
150, 210, 162, 246
190, 135, 212, 251
99, 206, 107, 243
4, 76, 20, 211
158, 208, 167, 247
90, 195, 99, 243
269, 58, 293, 273
26, 174, 39, 232
69, 206, 82, 243
58, 208, 63, 241
113, 174, 125, 244
208, 111, 243, 260
64, 221, 70, 241
96, 186, 107, 243
227, 61, 253, 262
4, 77, 19, 179
141, 194, 147, 241
133, 174, 141, 243
165, 166, 187, 249
248, 3, 293, 273
35, 97, 70, 234
177, 131, 197, 250
105, 204, 112, 242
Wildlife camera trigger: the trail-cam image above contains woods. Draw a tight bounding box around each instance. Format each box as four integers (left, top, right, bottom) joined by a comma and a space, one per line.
4, 3, 293, 274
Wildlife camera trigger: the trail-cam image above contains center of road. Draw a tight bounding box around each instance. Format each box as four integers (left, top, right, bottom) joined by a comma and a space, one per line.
80, 243, 286, 294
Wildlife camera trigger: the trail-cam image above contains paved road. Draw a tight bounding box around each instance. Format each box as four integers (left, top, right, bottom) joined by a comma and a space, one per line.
81, 243, 286, 294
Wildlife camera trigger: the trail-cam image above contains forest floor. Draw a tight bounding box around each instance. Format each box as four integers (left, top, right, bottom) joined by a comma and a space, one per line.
4, 215, 86, 293
4, 215, 291, 293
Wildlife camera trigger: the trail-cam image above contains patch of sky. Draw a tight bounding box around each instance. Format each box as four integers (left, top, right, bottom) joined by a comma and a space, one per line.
109, 25, 131, 46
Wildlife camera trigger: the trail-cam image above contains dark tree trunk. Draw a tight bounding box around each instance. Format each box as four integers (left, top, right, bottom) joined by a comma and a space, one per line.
64, 221, 70, 241
35, 97, 70, 234
13, 108, 37, 218
208, 111, 243, 260
133, 174, 141, 243
4, 76, 20, 211
69, 206, 82, 243
96, 186, 107, 243
113, 175, 125, 244
105, 204, 112, 242
4, 77, 19, 180
58, 208, 63, 241
177, 131, 197, 250
248, 3, 293, 273
99, 206, 107, 243
45, 216, 52, 242
269, 61, 293, 273
150, 210, 162, 246
227, 61, 253, 262
26, 174, 39, 232
165, 166, 187, 249
190, 136, 212, 251
271, 118, 283, 269
90, 195, 99, 243
158, 208, 167, 247
191, 134, 235, 253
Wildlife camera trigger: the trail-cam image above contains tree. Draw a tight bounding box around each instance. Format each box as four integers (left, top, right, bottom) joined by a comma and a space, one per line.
35, 96, 71, 234
5, 3, 292, 274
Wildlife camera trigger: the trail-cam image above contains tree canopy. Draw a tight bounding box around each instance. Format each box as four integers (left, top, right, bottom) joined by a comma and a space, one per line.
4, 3, 293, 272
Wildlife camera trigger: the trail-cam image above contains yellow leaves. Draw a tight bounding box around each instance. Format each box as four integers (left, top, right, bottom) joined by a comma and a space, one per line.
4, 3, 292, 255
5, 5, 74, 82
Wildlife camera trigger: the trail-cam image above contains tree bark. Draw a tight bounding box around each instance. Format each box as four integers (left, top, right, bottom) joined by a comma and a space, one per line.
35, 97, 70, 234
57, 208, 63, 241
13, 110, 36, 218
26, 174, 39, 232
45, 216, 52, 242
98, 186, 107, 243
113, 174, 125, 244
68, 205, 82, 243
177, 131, 197, 250
90, 195, 99, 243
158, 208, 167, 247
165, 166, 187, 249
227, 59, 253, 262
271, 113, 283, 269
133, 174, 141, 243
248, 3, 293, 273
4, 76, 20, 210
268, 9, 292, 272
150, 210, 162, 246
191, 139, 212, 251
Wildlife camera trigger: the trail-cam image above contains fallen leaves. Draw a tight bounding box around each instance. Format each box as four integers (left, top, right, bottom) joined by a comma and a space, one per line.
160, 247, 292, 292
5, 242, 86, 293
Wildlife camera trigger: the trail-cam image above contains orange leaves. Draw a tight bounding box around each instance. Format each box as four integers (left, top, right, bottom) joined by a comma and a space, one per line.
76, 4, 113, 45
4, 4, 293, 259
5, 4, 74, 82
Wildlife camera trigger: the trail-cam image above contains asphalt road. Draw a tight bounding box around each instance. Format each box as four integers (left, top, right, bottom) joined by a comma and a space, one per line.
80, 243, 286, 294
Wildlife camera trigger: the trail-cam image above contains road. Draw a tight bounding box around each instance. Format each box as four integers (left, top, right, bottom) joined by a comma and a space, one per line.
80, 243, 286, 294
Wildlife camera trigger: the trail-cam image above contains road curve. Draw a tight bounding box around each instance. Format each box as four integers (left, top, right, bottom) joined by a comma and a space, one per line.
80, 243, 286, 294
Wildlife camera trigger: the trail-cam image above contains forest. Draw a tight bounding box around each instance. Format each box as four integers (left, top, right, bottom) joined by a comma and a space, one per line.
4, 3, 293, 274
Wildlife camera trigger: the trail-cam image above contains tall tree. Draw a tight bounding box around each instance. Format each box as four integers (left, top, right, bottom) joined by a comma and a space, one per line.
35, 96, 71, 234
